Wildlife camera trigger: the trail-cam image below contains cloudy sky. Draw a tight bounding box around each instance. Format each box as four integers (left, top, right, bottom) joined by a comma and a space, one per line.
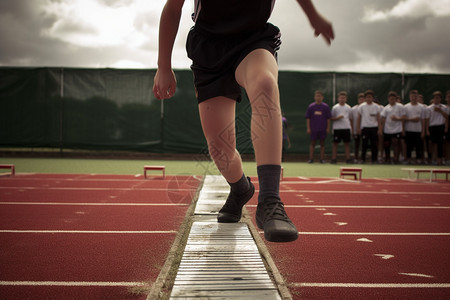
1, 0, 450, 73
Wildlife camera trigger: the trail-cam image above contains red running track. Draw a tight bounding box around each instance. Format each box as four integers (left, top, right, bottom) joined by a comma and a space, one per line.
248, 177, 450, 299
0, 174, 201, 300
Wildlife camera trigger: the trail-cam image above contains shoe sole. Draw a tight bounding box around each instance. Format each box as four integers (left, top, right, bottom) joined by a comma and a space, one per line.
256, 207, 299, 243
264, 230, 298, 243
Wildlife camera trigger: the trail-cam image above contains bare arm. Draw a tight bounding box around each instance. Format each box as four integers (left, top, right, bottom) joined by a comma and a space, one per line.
153, 0, 185, 100
296, 0, 334, 45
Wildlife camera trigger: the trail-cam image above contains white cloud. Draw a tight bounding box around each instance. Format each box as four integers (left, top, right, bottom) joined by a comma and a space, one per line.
110, 59, 146, 68
41, 0, 163, 48
1, 0, 449, 73
363, 0, 450, 22
334, 51, 440, 74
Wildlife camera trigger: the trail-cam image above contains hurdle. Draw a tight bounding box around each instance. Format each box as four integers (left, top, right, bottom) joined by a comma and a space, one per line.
144, 165, 165, 179
0, 164, 15, 176
431, 169, 450, 181
339, 167, 362, 181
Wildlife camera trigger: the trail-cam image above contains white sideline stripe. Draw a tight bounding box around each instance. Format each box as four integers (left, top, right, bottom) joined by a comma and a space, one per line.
0, 187, 195, 192
0, 281, 146, 287
291, 282, 450, 288
2, 187, 448, 195
298, 232, 450, 236
285, 180, 443, 185
252, 205, 450, 209
283, 190, 450, 195
257, 231, 450, 236
0, 230, 177, 234
0, 202, 186, 206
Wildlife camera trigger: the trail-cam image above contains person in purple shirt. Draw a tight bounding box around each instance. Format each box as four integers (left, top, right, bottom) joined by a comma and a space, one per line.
306, 90, 331, 163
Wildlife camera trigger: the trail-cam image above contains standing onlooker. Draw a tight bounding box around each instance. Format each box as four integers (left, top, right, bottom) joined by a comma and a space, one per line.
282, 112, 291, 162
418, 93, 432, 163
357, 90, 381, 163
305, 90, 331, 163
445, 91, 450, 165
397, 95, 407, 161
380, 91, 405, 164
404, 90, 426, 164
374, 97, 385, 162
331, 91, 353, 163
427, 91, 449, 165
351, 93, 365, 163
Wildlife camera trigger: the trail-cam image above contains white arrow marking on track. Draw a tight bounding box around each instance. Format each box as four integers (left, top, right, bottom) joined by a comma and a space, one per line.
399, 273, 434, 278
334, 222, 348, 226
374, 254, 395, 260
356, 238, 373, 243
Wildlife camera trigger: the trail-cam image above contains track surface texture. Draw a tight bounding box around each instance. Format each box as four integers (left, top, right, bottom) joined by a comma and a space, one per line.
0, 173, 201, 300
1, 173, 449, 299
247, 177, 450, 299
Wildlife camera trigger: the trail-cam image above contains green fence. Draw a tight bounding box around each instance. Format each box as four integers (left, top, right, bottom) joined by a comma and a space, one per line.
1, 67, 448, 155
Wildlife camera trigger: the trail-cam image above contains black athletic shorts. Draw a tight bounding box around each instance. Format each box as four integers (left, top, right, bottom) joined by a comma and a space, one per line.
429, 125, 445, 144
333, 129, 351, 143
383, 132, 401, 142
186, 23, 281, 103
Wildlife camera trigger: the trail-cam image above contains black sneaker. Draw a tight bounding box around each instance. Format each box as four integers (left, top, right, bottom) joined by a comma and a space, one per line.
256, 199, 298, 242
217, 177, 255, 223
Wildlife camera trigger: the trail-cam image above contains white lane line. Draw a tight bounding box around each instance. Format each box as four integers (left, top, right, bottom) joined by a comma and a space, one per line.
257, 231, 450, 236
284, 190, 450, 195
0, 230, 177, 234
0, 202, 187, 206
0, 281, 147, 287
299, 232, 450, 236
286, 205, 450, 209
290, 282, 450, 288
281, 180, 445, 186
0, 187, 196, 192
2, 187, 448, 195
248, 205, 450, 209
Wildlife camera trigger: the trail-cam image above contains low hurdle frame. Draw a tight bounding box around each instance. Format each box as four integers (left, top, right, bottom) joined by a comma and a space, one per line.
144, 165, 165, 179
0, 164, 15, 176
339, 167, 362, 181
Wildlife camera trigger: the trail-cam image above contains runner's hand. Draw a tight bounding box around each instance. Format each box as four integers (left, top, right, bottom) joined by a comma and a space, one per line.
310, 13, 334, 45
153, 69, 177, 100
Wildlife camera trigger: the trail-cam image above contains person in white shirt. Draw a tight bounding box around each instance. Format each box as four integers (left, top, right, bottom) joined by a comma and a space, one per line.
357, 90, 381, 163
418, 93, 432, 163
331, 91, 353, 163
380, 91, 405, 163
427, 91, 449, 165
351, 93, 365, 163
403, 90, 425, 164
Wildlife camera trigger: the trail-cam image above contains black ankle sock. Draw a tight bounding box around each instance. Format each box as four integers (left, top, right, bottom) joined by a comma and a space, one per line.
228, 173, 250, 195
257, 165, 281, 203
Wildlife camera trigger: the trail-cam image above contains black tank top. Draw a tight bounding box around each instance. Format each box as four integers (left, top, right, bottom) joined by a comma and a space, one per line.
192, 0, 276, 36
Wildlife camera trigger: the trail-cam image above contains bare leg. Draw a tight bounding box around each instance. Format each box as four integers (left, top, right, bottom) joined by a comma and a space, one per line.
235, 49, 298, 243
344, 142, 350, 160
332, 143, 338, 160
309, 140, 316, 161
235, 49, 281, 166
320, 140, 325, 161
198, 97, 243, 183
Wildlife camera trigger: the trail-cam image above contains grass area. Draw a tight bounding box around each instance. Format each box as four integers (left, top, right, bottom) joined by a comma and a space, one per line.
1, 157, 448, 179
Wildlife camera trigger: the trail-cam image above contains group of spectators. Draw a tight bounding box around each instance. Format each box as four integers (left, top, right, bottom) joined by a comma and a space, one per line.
301, 89, 450, 165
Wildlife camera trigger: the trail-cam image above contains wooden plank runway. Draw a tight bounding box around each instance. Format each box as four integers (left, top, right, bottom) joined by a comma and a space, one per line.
170, 175, 281, 299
